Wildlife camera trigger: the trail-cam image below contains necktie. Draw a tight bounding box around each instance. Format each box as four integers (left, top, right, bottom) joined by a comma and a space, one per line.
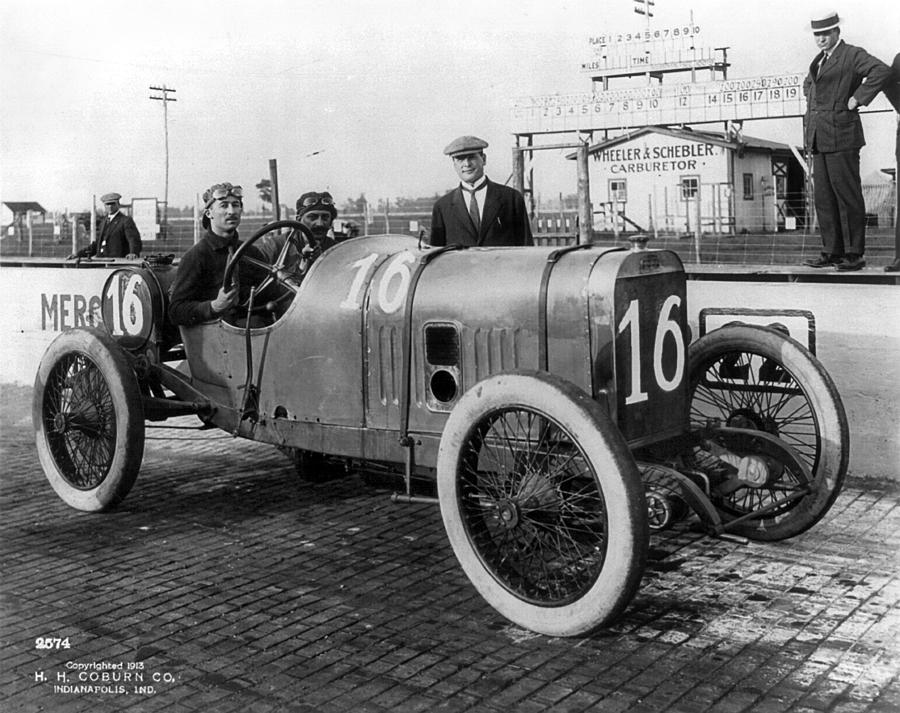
817, 53, 827, 78
463, 183, 485, 233
468, 191, 481, 233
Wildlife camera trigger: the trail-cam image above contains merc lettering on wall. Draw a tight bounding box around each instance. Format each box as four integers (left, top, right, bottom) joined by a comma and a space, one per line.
41, 293, 102, 331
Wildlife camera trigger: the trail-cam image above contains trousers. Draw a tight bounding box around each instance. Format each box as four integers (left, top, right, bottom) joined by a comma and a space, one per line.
813, 149, 866, 257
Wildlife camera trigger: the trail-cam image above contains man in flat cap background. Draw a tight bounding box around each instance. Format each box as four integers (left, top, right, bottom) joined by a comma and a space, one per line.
257, 190, 337, 278
429, 136, 533, 247
801, 11, 890, 271
70, 192, 142, 258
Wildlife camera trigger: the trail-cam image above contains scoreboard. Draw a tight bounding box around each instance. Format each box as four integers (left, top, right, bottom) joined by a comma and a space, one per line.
511, 72, 808, 134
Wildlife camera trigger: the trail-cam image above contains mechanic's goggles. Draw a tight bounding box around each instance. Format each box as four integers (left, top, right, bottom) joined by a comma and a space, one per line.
299, 192, 334, 208
204, 183, 243, 205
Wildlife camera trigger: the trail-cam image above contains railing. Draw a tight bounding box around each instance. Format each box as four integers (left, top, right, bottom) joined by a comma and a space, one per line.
3, 186, 896, 267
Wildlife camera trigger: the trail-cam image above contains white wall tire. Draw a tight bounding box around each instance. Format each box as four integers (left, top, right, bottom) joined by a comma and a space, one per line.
33, 328, 145, 512
437, 371, 648, 637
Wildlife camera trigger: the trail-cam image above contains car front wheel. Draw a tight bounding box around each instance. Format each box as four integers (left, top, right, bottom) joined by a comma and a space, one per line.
33, 328, 145, 511
437, 371, 648, 637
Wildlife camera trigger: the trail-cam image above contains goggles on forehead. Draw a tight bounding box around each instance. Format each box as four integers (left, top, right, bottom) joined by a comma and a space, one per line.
299, 193, 334, 208
205, 183, 243, 203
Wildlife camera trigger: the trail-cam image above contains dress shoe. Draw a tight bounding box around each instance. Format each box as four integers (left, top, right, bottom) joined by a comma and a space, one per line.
804, 254, 841, 268
884, 259, 900, 272
835, 255, 866, 271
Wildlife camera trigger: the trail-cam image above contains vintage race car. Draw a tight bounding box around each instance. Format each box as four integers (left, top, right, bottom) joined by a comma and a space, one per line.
32, 222, 849, 636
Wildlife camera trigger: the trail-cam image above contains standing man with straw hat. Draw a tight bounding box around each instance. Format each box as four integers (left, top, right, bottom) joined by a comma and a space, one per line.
801, 11, 891, 271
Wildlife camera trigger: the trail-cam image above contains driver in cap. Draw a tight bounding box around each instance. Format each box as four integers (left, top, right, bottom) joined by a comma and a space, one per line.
169, 182, 264, 326
256, 190, 337, 277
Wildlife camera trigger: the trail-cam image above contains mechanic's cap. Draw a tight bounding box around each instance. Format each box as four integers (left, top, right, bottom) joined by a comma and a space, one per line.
100, 192, 122, 204
444, 135, 488, 158
296, 191, 337, 220
810, 10, 840, 32
201, 182, 243, 228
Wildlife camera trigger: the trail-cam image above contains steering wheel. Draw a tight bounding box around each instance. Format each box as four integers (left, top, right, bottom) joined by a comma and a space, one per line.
222, 220, 315, 311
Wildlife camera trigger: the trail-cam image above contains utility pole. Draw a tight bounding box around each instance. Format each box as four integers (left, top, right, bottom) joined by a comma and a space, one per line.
149, 84, 176, 232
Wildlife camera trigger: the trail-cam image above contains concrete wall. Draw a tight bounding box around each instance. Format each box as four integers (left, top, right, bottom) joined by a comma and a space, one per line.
1, 259, 897, 480
686, 279, 900, 481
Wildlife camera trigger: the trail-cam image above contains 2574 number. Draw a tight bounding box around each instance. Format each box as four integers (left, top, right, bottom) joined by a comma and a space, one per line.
35, 637, 71, 650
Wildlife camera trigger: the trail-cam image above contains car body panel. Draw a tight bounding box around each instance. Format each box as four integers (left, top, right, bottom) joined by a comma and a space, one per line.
104, 234, 689, 467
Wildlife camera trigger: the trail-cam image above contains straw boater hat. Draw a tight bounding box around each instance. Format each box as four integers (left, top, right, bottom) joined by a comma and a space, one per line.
810, 11, 841, 32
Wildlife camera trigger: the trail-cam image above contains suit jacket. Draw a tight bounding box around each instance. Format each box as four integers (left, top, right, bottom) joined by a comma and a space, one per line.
883, 52, 900, 114
84, 213, 142, 257
429, 179, 533, 247
803, 40, 891, 153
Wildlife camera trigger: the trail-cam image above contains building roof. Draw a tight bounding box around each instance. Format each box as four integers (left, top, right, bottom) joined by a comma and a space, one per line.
3, 201, 47, 214
567, 125, 797, 159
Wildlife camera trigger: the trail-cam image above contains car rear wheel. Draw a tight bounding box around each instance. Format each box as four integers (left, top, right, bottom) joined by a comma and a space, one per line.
33, 328, 145, 511
437, 371, 648, 637
688, 324, 848, 539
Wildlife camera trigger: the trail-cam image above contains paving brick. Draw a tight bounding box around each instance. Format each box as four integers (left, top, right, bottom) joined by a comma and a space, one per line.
2, 383, 899, 712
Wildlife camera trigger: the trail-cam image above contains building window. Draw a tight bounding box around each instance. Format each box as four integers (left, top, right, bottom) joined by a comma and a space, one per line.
743, 173, 754, 200
609, 179, 627, 202
680, 176, 699, 199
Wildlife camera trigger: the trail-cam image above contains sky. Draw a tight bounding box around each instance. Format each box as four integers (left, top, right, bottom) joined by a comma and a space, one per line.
1, 0, 898, 214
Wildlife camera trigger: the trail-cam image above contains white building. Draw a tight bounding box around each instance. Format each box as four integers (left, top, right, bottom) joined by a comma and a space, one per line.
576, 126, 805, 235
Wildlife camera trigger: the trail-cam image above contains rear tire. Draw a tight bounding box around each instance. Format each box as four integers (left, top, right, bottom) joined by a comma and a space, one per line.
688, 324, 848, 539
33, 328, 145, 511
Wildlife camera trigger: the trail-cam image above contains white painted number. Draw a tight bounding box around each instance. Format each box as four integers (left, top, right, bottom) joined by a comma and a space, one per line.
340, 253, 380, 309
618, 300, 648, 405
105, 273, 144, 336
617, 296, 685, 405
376, 252, 415, 314
654, 295, 686, 392
340, 251, 415, 314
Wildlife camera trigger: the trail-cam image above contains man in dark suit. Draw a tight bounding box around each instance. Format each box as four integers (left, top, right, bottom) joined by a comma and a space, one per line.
802, 12, 891, 271
429, 135, 533, 247
71, 192, 142, 258
882, 52, 900, 272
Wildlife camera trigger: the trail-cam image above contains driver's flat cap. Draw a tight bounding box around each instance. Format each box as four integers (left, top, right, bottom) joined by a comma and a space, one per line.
444, 135, 488, 157
100, 192, 122, 203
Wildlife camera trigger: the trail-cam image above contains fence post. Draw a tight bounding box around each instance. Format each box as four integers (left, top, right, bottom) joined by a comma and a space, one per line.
694, 190, 702, 263
193, 196, 200, 245
576, 143, 591, 245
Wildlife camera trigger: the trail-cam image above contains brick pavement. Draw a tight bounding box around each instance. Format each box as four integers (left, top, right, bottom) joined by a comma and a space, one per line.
1, 383, 898, 713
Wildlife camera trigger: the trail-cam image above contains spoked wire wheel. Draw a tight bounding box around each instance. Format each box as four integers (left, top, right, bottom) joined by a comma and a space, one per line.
460, 410, 607, 605
688, 324, 848, 539
33, 328, 145, 511
438, 372, 647, 637
44, 352, 116, 487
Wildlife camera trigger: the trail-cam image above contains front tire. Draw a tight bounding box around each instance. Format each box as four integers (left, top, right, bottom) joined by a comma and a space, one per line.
33, 328, 145, 511
437, 372, 648, 637
688, 324, 848, 539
